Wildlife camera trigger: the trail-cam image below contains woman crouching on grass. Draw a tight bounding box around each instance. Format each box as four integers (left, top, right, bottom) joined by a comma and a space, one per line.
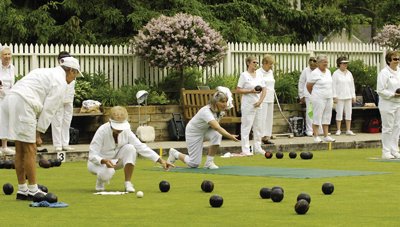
167, 91, 240, 169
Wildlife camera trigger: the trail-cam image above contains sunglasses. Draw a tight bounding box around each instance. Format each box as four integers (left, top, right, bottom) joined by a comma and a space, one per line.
309, 59, 317, 63
393, 58, 400, 61
252, 61, 258, 64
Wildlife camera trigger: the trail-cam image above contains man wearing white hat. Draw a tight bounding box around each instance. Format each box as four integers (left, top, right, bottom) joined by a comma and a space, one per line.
87, 106, 175, 192
0, 56, 83, 201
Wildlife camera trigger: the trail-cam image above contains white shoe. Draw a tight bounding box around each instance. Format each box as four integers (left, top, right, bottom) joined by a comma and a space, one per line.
324, 136, 336, 142
346, 131, 356, 136
391, 152, 400, 159
125, 182, 135, 193
313, 137, 322, 143
1, 147, 14, 155
242, 151, 254, 156
382, 153, 395, 159
335, 130, 341, 136
167, 148, 179, 164
62, 146, 75, 151
204, 160, 219, 169
96, 180, 105, 191
306, 132, 313, 137
55, 147, 62, 152
254, 149, 266, 155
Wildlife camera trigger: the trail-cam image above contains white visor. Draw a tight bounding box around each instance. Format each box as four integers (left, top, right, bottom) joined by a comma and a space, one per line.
341, 60, 350, 63
110, 119, 130, 130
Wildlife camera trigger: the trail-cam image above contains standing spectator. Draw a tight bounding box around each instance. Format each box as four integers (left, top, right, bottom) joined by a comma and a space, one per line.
377, 51, 400, 159
167, 91, 239, 169
306, 55, 336, 143
256, 55, 275, 145
52, 51, 76, 151
299, 57, 323, 136
237, 56, 266, 155
332, 56, 356, 136
0, 57, 82, 200
0, 46, 15, 155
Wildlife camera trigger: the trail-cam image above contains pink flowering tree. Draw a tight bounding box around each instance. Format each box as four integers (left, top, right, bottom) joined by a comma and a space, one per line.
373, 25, 400, 51
131, 13, 228, 89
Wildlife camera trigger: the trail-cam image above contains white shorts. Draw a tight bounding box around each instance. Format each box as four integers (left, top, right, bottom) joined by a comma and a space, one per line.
0, 94, 37, 143
335, 99, 352, 121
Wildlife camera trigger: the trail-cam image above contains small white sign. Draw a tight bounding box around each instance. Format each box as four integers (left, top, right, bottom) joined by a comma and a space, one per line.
57, 151, 66, 162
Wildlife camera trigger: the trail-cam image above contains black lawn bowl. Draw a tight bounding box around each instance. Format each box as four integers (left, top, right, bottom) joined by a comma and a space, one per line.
259, 187, 272, 199
270, 189, 284, 202
38, 185, 48, 193
322, 182, 334, 195
289, 151, 297, 159
396, 88, 400, 94
297, 193, 311, 204
48, 159, 55, 167
159, 180, 170, 192
4, 161, 12, 169
255, 85, 262, 92
0, 161, 4, 169
307, 152, 313, 159
271, 186, 284, 193
265, 151, 273, 159
276, 152, 284, 159
54, 159, 62, 167
300, 152, 310, 160
33, 192, 46, 202
3, 183, 13, 195
45, 193, 58, 203
295, 199, 310, 214
201, 180, 214, 193
209, 195, 223, 207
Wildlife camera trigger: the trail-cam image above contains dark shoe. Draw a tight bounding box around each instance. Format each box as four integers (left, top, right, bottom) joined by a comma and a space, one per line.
16, 189, 28, 200
27, 189, 47, 201
262, 140, 274, 144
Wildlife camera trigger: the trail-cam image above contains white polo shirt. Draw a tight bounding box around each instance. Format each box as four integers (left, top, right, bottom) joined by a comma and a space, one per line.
256, 67, 275, 103
186, 105, 224, 135
237, 71, 266, 105
307, 68, 333, 99
377, 65, 400, 103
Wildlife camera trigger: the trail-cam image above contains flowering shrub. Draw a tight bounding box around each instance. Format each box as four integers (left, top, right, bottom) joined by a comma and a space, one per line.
131, 13, 228, 88
373, 25, 400, 51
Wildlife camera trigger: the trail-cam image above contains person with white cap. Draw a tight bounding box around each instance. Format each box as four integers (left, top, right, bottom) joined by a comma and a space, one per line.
51, 51, 77, 152
167, 91, 239, 170
0, 56, 83, 201
0, 46, 16, 155
88, 106, 175, 192
332, 56, 356, 136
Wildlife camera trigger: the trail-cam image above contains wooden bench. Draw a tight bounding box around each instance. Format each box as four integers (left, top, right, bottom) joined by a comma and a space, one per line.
181, 88, 242, 124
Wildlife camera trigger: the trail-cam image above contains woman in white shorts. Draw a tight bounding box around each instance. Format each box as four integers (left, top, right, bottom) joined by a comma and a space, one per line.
332, 56, 356, 136
237, 56, 266, 155
167, 91, 239, 169
306, 54, 336, 143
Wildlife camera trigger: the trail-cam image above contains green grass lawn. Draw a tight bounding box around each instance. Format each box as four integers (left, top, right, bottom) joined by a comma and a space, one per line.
1, 147, 399, 227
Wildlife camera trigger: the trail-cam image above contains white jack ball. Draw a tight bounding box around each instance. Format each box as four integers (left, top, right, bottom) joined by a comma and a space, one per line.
137, 191, 144, 198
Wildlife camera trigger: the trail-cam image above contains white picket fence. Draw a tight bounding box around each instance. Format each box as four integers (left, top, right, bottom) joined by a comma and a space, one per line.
0, 42, 386, 88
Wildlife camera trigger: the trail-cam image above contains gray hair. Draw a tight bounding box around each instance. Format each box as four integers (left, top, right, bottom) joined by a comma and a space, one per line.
317, 54, 328, 63
208, 91, 228, 112
0, 45, 12, 55
60, 65, 78, 74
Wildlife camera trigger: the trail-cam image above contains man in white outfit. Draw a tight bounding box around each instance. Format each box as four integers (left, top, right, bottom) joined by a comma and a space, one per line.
0, 57, 82, 200
88, 106, 175, 192
377, 51, 400, 159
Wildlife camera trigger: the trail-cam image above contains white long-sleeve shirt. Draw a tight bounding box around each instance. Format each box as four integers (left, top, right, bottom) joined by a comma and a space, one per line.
88, 122, 160, 165
64, 80, 76, 104
8, 66, 68, 133
298, 66, 313, 98
332, 69, 356, 99
256, 67, 275, 103
377, 65, 400, 103
0, 60, 15, 99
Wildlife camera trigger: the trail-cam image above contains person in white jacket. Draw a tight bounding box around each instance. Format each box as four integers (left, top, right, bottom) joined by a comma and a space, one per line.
88, 106, 175, 192
52, 51, 76, 151
377, 51, 400, 159
237, 56, 266, 155
256, 55, 275, 145
0, 46, 15, 155
167, 91, 239, 169
332, 56, 356, 136
0, 56, 82, 200
299, 57, 322, 136
306, 55, 336, 143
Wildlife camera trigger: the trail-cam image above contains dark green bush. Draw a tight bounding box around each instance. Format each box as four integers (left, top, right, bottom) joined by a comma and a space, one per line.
274, 70, 301, 104
346, 60, 377, 94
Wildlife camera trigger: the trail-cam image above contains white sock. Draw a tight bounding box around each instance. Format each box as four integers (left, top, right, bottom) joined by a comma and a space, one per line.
206, 156, 214, 162
173, 151, 181, 159
19, 183, 28, 191
29, 184, 38, 192
125, 181, 131, 186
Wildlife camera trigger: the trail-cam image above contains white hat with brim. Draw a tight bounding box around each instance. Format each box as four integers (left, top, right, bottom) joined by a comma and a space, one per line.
341, 60, 350, 63
59, 57, 84, 77
110, 119, 131, 130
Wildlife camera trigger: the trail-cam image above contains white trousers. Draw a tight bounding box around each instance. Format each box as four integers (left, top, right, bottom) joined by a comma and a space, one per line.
260, 102, 273, 137
311, 97, 333, 125
185, 128, 222, 168
52, 102, 73, 147
379, 100, 400, 155
305, 97, 323, 134
335, 99, 352, 121
87, 144, 137, 181
241, 104, 263, 153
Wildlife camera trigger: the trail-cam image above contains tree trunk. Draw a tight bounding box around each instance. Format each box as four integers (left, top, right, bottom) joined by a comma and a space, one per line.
179, 66, 184, 90
370, 13, 377, 43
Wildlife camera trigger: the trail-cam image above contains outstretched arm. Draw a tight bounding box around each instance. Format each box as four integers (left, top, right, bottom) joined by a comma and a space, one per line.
209, 120, 239, 142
